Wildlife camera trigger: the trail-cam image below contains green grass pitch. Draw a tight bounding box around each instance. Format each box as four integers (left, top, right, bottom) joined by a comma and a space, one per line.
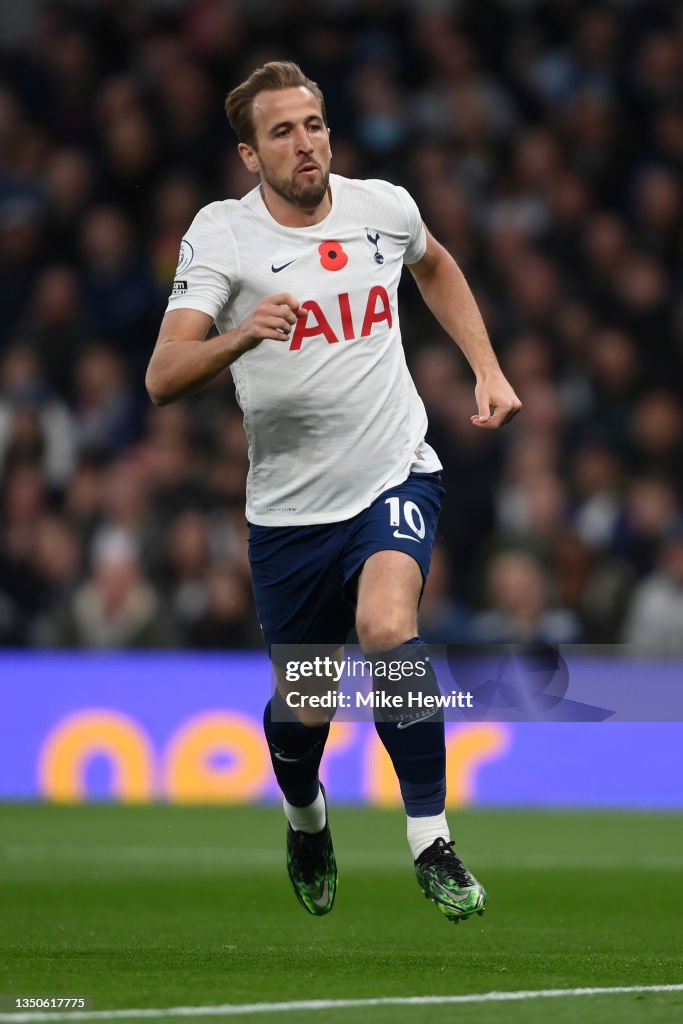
1, 804, 682, 1023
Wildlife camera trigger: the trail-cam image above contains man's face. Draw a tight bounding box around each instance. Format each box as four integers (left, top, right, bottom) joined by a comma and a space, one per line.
240, 87, 332, 209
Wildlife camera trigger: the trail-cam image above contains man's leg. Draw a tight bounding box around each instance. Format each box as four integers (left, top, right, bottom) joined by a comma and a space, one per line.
262, 659, 342, 917
355, 550, 486, 923
356, 551, 449, 852
249, 521, 351, 916
263, 653, 343, 830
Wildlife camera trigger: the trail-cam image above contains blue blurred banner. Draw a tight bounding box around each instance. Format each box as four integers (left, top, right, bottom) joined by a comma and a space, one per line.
0, 652, 681, 807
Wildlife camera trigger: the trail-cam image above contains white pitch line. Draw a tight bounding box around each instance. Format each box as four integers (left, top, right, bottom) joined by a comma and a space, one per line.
1, 985, 683, 1022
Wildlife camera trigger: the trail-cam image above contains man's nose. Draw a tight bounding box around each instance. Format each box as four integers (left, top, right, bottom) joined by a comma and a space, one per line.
294, 127, 314, 152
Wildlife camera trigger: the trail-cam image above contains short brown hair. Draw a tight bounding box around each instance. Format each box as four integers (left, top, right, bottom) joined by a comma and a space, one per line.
225, 61, 327, 146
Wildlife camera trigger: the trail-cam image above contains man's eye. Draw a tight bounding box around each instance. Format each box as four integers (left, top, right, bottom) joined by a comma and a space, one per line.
309, 123, 322, 132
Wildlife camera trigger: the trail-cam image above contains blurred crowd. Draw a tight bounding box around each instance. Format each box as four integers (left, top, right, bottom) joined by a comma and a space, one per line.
2, 0, 683, 650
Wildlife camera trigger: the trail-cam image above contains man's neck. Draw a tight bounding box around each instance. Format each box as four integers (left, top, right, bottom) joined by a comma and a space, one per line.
259, 184, 332, 228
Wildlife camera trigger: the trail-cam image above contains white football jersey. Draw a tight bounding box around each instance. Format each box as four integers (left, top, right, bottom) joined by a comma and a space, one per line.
166, 173, 442, 525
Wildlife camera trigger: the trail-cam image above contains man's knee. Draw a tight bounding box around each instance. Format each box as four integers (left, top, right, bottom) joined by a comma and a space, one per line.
356, 612, 415, 652
270, 684, 335, 728
289, 708, 335, 728
274, 655, 342, 727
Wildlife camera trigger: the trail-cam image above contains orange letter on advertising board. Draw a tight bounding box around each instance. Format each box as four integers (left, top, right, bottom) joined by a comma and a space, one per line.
38, 709, 154, 802
364, 723, 510, 808
164, 711, 271, 803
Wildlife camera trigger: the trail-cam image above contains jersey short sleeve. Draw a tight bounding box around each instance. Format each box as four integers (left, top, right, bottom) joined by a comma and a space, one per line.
395, 185, 427, 265
165, 203, 237, 320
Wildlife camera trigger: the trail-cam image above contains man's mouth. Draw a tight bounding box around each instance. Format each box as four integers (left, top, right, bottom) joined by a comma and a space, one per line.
297, 163, 320, 175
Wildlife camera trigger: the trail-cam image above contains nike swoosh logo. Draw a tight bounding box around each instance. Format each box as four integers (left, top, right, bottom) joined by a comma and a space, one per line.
392, 530, 420, 543
433, 882, 471, 904
312, 880, 329, 908
273, 751, 302, 763
397, 710, 439, 729
271, 260, 297, 273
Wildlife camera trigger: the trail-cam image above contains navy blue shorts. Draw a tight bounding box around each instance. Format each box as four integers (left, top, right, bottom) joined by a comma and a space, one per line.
248, 472, 444, 651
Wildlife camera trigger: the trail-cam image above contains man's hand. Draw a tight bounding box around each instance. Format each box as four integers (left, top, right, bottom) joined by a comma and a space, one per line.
471, 372, 522, 430
146, 295, 307, 406
234, 293, 305, 353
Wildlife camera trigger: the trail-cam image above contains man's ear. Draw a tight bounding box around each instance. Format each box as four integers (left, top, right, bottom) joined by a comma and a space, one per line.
238, 142, 260, 175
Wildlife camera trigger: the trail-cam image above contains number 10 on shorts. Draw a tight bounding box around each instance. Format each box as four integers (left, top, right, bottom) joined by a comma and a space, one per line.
385, 496, 426, 542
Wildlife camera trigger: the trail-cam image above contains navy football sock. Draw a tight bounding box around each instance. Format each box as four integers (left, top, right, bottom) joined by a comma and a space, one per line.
368, 637, 446, 817
263, 690, 330, 808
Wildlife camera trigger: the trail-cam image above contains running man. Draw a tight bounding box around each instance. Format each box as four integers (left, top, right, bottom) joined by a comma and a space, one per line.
146, 61, 521, 923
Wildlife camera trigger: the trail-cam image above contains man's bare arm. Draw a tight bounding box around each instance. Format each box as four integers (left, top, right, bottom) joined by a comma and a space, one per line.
409, 229, 522, 430
145, 294, 303, 406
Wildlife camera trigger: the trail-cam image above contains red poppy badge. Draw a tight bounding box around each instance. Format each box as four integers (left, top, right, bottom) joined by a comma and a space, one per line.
319, 240, 348, 271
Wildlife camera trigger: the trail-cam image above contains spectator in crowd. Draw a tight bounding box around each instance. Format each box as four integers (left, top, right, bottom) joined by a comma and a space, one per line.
630, 389, 683, 479
570, 441, 625, 554
471, 550, 582, 645
0, 464, 49, 642
0, 346, 77, 489
78, 206, 160, 368
51, 533, 175, 649
28, 515, 82, 646
72, 344, 140, 457
622, 527, 683, 651
188, 564, 261, 649
163, 510, 213, 630
19, 265, 88, 395
42, 147, 95, 263
88, 459, 157, 572
418, 544, 473, 645
615, 477, 681, 577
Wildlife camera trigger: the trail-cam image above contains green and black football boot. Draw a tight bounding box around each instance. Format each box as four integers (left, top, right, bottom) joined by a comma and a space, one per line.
286, 790, 337, 916
415, 837, 486, 923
